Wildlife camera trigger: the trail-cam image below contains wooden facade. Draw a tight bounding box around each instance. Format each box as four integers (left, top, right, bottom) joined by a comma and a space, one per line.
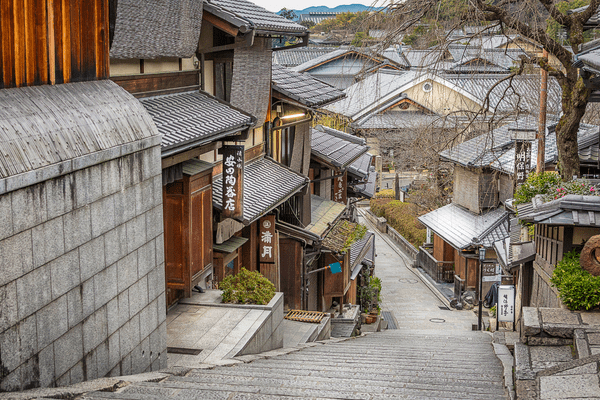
1, 0, 110, 89
163, 167, 213, 306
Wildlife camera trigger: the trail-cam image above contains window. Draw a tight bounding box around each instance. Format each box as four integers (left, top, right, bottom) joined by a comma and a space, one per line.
422, 82, 433, 93
215, 61, 232, 102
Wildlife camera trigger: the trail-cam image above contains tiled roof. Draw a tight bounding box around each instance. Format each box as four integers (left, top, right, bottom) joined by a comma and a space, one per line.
447, 47, 527, 70
403, 49, 454, 69
569, 5, 600, 30
440, 116, 599, 174
351, 167, 377, 198
324, 70, 416, 119
206, 0, 307, 33
110, 0, 203, 59
518, 194, 600, 226
140, 90, 255, 156
311, 125, 369, 169
442, 74, 563, 114
418, 204, 509, 250
273, 47, 339, 67
348, 153, 372, 179
353, 111, 446, 130
213, 157, 308, 225
350, 231, 375, 270
0, 80, 159, 179
271, 64, 345, 108
306, 195, 346, 237
292, 47, 407, 73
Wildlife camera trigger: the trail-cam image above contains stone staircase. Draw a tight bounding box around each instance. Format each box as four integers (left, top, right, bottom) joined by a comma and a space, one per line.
78, 329, 508, 400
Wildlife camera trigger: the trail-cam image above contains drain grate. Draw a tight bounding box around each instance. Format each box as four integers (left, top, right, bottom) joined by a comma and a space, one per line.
167, 347, 203, 355
285, 310, 325, 323
381, 311, 397, 329
398, 278, 419, 284
429, 318, 446, 323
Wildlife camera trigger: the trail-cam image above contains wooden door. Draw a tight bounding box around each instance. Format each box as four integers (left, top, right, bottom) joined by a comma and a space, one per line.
189, 172, 213, 285
164, 182, 186, 305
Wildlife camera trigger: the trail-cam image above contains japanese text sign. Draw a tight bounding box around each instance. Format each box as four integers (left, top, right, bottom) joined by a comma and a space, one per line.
259, 215, 276, 263
222, 145, 244, 219
514, 141, 532, 186
333, 170, 347, 204
497, 285, 515, 323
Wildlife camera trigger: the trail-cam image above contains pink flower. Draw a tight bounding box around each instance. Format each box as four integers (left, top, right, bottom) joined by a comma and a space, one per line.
591, 187, 596, 192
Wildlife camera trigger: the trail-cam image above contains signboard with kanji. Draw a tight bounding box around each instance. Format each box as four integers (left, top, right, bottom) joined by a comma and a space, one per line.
259, 215, 276, 263
514, 141, 532, 185
221, 145, 244, 219
482, 263, 500, 282
332, 170, 347, 204
497, 285, 515, 323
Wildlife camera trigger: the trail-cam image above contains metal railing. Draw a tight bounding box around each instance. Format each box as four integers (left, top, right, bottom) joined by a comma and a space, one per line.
416, 246, 455, 283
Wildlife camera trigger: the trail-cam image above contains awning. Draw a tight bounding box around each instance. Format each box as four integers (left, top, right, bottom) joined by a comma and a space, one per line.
350, 231, 375, 280
213, 157, 309, 225
311, 125, 369, 169
305, 195, 346, 237
214, 236, 248, 253
140, 90, 255, 157
351, 167, 377, 199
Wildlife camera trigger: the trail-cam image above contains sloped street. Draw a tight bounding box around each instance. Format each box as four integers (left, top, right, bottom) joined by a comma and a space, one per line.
74, 210, 508, 400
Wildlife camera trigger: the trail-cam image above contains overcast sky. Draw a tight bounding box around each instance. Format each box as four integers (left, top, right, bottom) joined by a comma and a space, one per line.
253, 0, 369, 12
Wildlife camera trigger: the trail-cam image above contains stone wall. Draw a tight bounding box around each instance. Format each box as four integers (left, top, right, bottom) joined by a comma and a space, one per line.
530, 258, 563, 309
0, 144, 167, 390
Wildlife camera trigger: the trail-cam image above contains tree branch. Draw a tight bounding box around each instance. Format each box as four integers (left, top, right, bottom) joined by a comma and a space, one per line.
538, 0, 572, 28
572, 0, 600, 25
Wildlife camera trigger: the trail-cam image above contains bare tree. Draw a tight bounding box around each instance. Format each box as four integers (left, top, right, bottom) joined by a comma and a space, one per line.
377, 0, 600, 179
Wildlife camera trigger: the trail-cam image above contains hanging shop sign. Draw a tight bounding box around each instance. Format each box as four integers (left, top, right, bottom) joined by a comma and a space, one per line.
259, 215, 276, 263
333, 170, 347, 204
514, 141, 532, 186
222, 145, 244, 219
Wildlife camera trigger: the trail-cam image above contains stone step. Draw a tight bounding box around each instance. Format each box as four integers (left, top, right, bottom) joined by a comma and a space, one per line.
217, 361, 505, 380
185, 367, 507, 389
171, 370, 507, 393
122, 379, 508, 400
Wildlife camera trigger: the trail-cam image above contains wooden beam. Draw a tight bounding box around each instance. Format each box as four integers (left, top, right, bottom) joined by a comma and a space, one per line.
111, 70, 199, 94
162, 142, 222, 169
202, 11, 239, 37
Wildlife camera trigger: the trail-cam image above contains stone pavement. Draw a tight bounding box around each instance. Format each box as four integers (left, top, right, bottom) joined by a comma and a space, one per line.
358, 211, 479, 332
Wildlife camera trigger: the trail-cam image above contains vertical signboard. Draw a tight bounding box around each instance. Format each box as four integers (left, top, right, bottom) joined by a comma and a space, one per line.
333, 170, 347, 204
514, 141, 532, 186
497, 285, 516, 323
222, 145, 244, 219
259, 215, 276, 264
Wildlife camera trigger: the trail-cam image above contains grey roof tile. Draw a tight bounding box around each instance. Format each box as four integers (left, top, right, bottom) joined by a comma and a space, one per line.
418, 204, 509, 249
206, 0, 307, 33
311, 125, 369, 168
140, 90, 255, 154
273, 47, 340, 68
271, 64, 345, 107
348, 153, 372, 179
110, 0, 203, 59
306, 195, 347, 237
212, 157, 308, 224
354, 111, 447, 130
440, 115, 599, 174
518, 194, 600, 226
0, 80, 159, 179
350, 231, 375, 270
351, 167, 377, 198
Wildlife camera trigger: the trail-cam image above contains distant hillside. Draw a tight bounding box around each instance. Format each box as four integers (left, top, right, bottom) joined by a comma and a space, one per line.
278, 4, 382, 19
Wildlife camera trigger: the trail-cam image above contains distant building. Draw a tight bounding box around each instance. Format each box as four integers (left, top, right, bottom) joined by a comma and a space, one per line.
299, 11, 342, 25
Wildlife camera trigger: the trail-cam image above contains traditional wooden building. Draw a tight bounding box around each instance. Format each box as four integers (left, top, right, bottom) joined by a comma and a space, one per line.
109, 0, 310, 307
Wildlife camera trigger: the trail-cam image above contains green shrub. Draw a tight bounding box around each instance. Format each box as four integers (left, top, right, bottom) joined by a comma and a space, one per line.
550, 251, 600, 311
514, 172, 562, 204
220, 268, 276, 305
370, 198, 427, 248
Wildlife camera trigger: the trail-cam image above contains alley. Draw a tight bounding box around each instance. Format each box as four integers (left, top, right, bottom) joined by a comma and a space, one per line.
75, 210, 508, 400
359, 210, 478, 332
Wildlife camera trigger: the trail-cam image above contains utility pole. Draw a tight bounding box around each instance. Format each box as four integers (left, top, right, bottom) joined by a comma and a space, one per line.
394, 172, 400, 200
537, 49, 548, 174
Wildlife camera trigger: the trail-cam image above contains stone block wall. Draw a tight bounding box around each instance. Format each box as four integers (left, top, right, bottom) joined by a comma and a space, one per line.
0, 145, 167, 391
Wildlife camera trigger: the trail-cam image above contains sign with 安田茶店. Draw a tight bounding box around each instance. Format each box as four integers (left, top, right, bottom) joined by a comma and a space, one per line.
497, 285, 516, 323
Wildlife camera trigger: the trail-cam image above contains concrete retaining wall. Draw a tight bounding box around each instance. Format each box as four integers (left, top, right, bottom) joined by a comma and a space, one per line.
228, 292, 285, 357
0, 145, 167, 391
